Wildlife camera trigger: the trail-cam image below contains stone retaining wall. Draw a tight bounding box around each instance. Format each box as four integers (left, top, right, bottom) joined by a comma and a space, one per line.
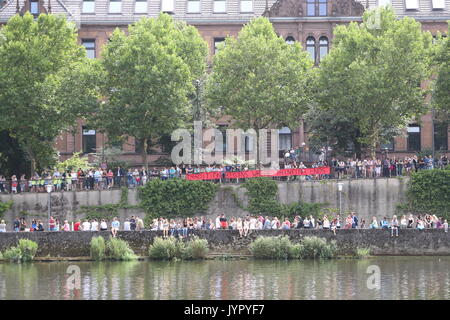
0, 177, 409, 225
0, 229, 449, 257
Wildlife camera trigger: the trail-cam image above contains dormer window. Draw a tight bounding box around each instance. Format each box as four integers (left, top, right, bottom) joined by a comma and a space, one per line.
161, 0, 174, 13
30, 0, 39, 15
307, 0, 327, 16
432, 0, 445, 9
82, 0, 95, 13
405, 0, 419, 10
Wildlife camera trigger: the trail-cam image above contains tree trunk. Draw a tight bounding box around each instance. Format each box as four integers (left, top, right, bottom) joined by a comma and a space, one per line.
141, 137, 148, 170
25, 144, 37, 176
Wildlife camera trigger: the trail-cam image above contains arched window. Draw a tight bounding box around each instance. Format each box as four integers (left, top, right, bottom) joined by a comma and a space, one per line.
307, 0, 327, 16
306, 36, 316, 63
285, 36, 295, 45
319, 36, 328, 61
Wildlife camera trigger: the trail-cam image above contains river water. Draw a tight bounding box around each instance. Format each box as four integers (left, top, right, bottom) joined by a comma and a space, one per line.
1, 257, 450, 300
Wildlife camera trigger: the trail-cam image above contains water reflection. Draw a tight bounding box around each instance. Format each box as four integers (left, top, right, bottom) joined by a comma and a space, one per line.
1, 257, 450, 300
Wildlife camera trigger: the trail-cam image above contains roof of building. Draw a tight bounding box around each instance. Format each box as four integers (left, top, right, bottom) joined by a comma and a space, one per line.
0, 0, 449, 25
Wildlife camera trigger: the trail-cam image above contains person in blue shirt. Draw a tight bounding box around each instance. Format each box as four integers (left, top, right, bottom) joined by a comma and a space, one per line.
380, 217, 390, 229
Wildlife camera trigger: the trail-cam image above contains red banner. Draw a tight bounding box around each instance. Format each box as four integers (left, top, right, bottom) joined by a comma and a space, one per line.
186, 171, 222, 181
186, 167, 330, 181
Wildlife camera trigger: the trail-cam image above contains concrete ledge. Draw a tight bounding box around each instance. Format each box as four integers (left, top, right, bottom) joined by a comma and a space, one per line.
0, 229, 449, 257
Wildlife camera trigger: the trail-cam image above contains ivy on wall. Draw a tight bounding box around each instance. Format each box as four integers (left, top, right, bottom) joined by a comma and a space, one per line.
138, 179, 219, 224
0, 200, 13, 219
405, 168, 450, 218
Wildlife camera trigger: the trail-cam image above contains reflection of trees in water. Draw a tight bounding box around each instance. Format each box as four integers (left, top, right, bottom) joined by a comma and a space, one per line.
2, 258, 450, 299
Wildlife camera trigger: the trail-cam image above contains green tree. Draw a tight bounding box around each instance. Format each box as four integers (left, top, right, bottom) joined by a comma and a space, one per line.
311, 7, 433, 158
0, 13, 98, 174
93, 13, 208, 168
205, 17, 313, 168
434, 24, 450, 116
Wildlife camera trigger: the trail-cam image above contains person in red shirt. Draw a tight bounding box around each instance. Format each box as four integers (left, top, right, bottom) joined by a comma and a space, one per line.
49, 216, 55, 231
74, 220, 81, 231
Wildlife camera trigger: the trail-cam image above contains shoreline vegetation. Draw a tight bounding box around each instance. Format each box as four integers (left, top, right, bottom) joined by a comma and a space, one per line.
0, 235, 375, 262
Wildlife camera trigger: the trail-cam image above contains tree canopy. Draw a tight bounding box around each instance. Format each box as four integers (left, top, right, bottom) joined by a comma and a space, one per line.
310, 7, 433, 158
0, 13, 97, 174
92, 13, 208, 168
434, 24, 450, 115
205, 17, 313, 166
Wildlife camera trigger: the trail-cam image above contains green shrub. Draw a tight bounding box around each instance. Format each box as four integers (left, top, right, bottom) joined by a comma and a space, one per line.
184, 236, 209, 260
90, 236, 107, 261
18, 239, 38, 262
148, 237, 209, 260
355, 247, 371, 259
148, 237, 178, 260
3, 247, 22, 263
250, 236, 299, 260
107, 237, 137, 261
298, 236, 336, 259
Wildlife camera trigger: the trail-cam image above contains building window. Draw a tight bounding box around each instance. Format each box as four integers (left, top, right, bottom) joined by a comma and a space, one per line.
405, 0, 418, 9
82, 39, 96, 59
319, 36, 328, 61
30, 0, 39, 15
161, 0, 174, 12
380, 139, 395, 152
306, 36, 316, 63
285, 36, 295, 45
109, 0, 121, 13
240, 0, 252, 12
432, 0, 445, 9
135, 0, 147, 13
216, 126, 227, 153
407, 124, 421, 151
279, 127, 292, 151
187, 0, 200, 13
82, 127, 97, 154
435, 122, 448, 151
378, 0, 390, 5
82, 0, 95, 13
213, 0, 226, 13
307, 0, 327, 16
214, 37, 225, 54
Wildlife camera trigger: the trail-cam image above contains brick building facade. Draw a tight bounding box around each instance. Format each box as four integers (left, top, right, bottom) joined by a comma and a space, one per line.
0, 0, 449, 165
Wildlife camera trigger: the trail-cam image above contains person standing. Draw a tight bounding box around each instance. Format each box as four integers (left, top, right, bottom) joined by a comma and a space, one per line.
49, 216, 56, 232
0, 220, 6, 232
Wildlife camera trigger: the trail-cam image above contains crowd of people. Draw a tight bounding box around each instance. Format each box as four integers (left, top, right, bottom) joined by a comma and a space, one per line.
0, 154, 447, 194
0, 212, 447, 237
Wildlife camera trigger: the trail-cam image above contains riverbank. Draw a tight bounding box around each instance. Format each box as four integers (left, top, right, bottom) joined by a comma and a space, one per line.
1, 229, 450, 257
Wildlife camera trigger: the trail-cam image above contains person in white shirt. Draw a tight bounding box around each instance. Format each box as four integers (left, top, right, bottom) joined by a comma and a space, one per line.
100, 220, 108, 231
124, 219, 131, 231
90, 219, 99, 231
215, 215, 221, 229
82, 220, 91, 231
271, 218, 278, 229
249, 217, 257, 230
0, 219, 6, 232
310, 216, 315, 229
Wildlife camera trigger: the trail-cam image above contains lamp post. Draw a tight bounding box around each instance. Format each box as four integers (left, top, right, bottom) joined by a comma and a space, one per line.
46, 184, 53, 231
194, 79, 201, 122
337, 182, 343, 215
